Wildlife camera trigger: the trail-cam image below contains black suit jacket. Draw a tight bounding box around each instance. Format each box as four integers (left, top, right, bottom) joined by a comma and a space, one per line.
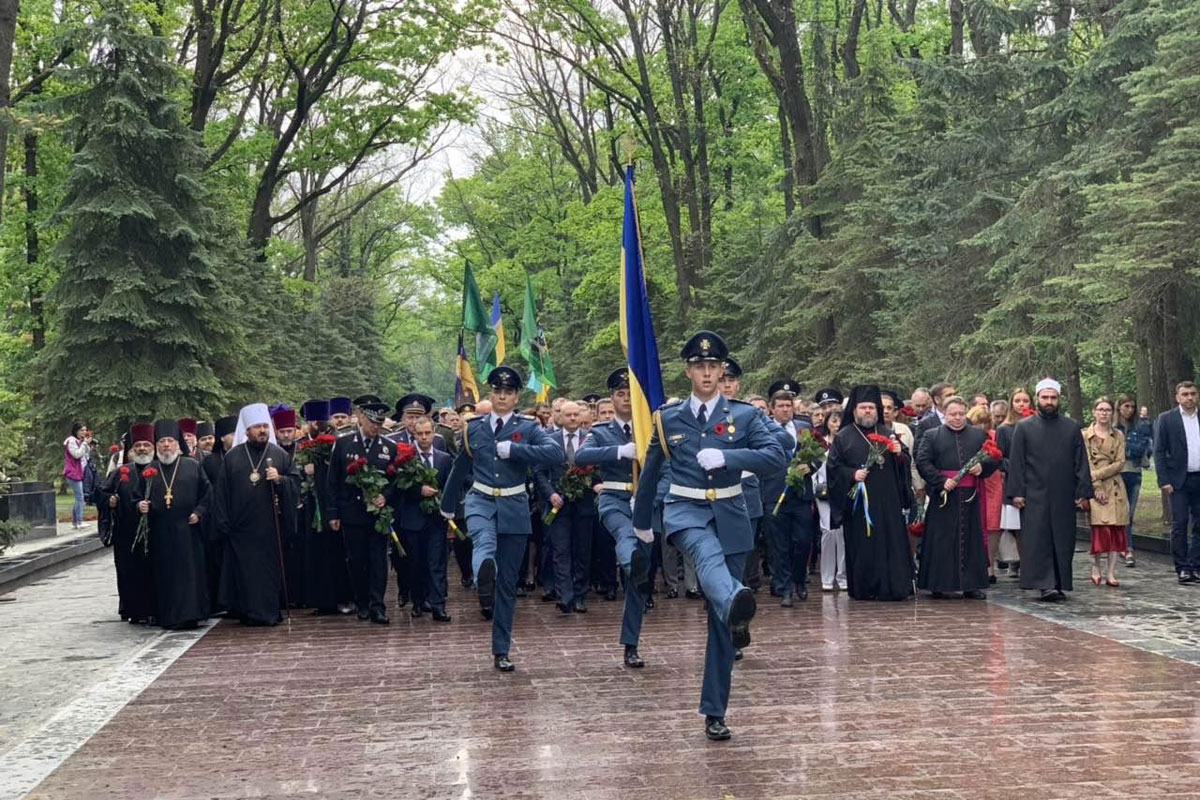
396, 448, 453, 531
326, 431, 398, 526
1155, 407, 1197, 490
535, 428, 597, 516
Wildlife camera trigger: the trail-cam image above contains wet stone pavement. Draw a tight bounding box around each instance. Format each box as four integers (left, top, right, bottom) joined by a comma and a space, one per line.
8, 546, 1200, 799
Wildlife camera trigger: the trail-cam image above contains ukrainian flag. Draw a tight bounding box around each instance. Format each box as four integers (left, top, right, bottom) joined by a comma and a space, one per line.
490, 291, 506, 365
618, 164, 665, 464
454, 331, 479, 408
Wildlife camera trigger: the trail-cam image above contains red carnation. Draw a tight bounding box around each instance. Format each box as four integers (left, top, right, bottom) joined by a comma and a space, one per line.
119, 466, 131, 482
908, 521, 926, 538
714, 423, 727, 435
109, 444, 121, 453
983, 441, 1003, 460
867, 433, 892, 447
900, 406, 918, 418
386, 465, 397, 477
1021, 407, 1035, 418
512, 432, 523, 443
142, 467, 158, 479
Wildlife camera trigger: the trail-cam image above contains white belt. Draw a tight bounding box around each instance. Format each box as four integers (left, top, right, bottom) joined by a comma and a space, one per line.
599, 481, 635, 493
670, 483, 743, 501
471, 481, 526, 498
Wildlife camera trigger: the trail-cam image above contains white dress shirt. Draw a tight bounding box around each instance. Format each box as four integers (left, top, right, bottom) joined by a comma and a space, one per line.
689, 394, 719, 424
1181, 406, 1200, 473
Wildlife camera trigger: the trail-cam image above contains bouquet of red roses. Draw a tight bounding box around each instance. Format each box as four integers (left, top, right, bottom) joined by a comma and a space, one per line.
939, 439, 1003, 507
907, 502, 927, 538
344, 456, 400, 549
132, 467, 158, 555
387, 445, 464, 539
296, 434, 337, 529
773, 431, 829, 516
847, 433, 894, 537
543, 465, 596, 525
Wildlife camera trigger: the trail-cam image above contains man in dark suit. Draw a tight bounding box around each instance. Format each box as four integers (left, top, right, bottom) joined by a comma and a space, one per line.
397, 416, 454, 621
1155, 381, 1200, 583
536, 400, 597, 613
914, 381, 956, 444
326, 402, 399, 624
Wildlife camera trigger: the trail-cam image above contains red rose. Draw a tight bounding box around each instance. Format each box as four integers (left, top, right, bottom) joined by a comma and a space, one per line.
394, 443, 417, 464
317, 434, 337, 445
907, 521, 926, 537
900, 406, 918, 418
386, 465, 397, 477
142, 467, 158, 478
512, 432, 523, 442
109, 444, 120, 453
714, 423, 727, 435
347, 461, 361, 475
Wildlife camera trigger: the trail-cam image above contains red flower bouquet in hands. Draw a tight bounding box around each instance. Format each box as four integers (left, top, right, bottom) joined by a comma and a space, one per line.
296, 434, 337, 529
847, 433, 894, 537
543, 466, 596, 525
132, 467, 158, 555
908, 502, 927, 538
939, 439, 1003, 507
390, 443, 444, 515
344, 457, 394, 537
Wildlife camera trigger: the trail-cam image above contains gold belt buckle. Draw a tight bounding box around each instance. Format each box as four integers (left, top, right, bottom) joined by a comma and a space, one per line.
491, 487, 502, 497
705, 488, 717, 501
625, 483, 634, 492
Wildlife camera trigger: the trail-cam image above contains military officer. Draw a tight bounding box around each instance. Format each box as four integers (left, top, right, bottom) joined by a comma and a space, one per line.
718, 357, 767, 593
440, 366, 563, 671
575, 367, 654, 667
764, 380, 816, 605
326, 401, 399, 624
388, 393, 448, 451
633, 331, 787, 741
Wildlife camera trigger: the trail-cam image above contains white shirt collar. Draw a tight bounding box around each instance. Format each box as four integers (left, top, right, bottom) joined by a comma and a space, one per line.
490, 411, 514, 430
1181, 405, 1198, 418
689, 394, 719, 420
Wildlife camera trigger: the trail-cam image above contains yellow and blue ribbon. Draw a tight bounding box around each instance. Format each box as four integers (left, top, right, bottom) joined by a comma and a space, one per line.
852, 481, 874, 537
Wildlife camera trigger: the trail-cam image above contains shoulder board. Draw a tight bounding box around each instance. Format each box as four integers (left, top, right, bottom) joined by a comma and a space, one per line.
657, 399, 683, 413
726, 397, 752, 407
521, 414, 538, 421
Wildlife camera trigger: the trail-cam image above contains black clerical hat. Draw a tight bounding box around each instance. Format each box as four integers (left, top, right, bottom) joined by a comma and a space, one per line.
607, 368, 630, 392
301, 400, 329, 422
328, 397, 352, 416
680, 331, 727, 362
487, 366, 522, 391
196, 421, 215, 439
846, 385, 883, 418
215, 416, 238, 439
154, 419, 182, 443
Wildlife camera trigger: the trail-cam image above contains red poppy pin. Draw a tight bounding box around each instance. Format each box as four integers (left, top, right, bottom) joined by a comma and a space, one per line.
512, 432, 523, 443
714, 423, 727, 435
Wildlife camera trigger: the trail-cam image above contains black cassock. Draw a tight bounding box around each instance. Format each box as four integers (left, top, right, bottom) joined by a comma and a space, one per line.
915, 425, 997, 594
100, 461, 156, 622
299, 439, 351, 610
1005, 413, 1092, 592
828, 424, 914, 601
278, 441, 305, 607
201, 450, 226, 614
214, 441, 300, 624
145, 457, 210, 629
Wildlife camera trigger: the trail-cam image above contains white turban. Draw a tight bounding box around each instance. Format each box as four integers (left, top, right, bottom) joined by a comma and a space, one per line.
234, 402, 278, 446
1035, 378, 1062, 395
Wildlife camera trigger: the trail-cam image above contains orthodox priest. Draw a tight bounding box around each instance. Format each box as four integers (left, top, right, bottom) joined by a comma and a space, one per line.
915, 397, 998, 599
298, 400, 351, 614
827, 385, 915, 601
201, 415, 237, 614
101, 422, 157, 624
1005, 378, 1093, 601
214, 403, 301, 625
141, 420, 211, 629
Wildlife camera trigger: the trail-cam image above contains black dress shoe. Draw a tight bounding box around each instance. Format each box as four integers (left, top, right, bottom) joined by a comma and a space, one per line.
666, 587, 678, 599
645, 597, 655, 611
410, 606, 423, 618
481, 607, 493, 620
541, 590, 559, 602
705, 716, 731, 741
460, 576, 473, 588
734, 648, 744, 661
432, 609, 452, 623
631, 548, 652, 596
396, 594, 409, 608
557, 601, 573, 614
728, 587, 756, 649
1191, 571, 1200, 584
357, 608, 370, 621
515, 586, 527, 598
780, 593, 794, 608
370, 610, 390, 625
522, 581, 536, 591
604, 589, 616, 601
624, 645, 645, 668
477, 558, 496, 610
930, 591, 950, 599
796, 585, 808, 601
963, 590, 987, 600
573, 599, 587, 613
494, 655, 515, 672
685, 589, 703, 600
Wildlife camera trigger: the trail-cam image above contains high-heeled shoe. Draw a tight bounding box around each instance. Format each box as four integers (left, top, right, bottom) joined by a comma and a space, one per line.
1106, 578, 1120, 587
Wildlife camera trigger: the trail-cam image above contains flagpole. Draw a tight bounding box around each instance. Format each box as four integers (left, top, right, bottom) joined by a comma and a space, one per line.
623, 134, 641, 491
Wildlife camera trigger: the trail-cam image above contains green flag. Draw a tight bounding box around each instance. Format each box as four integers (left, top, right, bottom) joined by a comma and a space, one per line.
520, 274, 557, 391
462, 264, 498, 375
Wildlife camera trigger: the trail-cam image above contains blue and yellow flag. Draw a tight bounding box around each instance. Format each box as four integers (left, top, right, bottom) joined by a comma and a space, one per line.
618, 164, 665, 464
490, 291, 506, 366
454, 331, 479, 409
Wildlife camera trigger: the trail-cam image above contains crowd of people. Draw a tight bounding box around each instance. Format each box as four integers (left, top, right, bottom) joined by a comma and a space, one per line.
87, 327, 1200, 741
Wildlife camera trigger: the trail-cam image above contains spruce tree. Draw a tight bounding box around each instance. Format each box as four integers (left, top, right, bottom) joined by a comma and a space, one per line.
39, 6, 230, 439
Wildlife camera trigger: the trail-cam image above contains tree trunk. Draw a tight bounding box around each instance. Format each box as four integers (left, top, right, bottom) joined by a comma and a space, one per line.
948, 0, 964, 57
1064, 343, 1083, 421
0, 0, 18, 223
1134, 328, 1153, 413
777, 103, 795, 217
24, 133, 44, 351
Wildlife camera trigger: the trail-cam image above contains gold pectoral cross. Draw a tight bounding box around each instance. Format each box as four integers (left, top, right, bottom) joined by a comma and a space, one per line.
165, 489, 173, 509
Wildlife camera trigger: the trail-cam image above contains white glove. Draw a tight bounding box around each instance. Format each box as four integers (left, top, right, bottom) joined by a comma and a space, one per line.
496, 441, 512, 459
629, 496, 636, 513
440, 510, 455, 520
635, 528, 654, 544
697, 448, 725, 471
617, 442, 636, 460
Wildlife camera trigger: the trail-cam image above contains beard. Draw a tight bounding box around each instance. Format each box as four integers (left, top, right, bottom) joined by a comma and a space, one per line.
132, 453, 153, 466
1038, 403, 1060, 419
854, 413, 877, 428
158, 451, 179, 465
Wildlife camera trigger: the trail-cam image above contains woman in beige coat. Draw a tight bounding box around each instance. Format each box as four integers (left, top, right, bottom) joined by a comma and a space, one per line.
1084, 397, 1129, 587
